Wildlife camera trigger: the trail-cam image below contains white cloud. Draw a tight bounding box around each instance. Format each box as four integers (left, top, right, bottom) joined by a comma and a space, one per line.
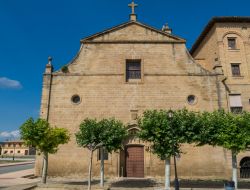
0, 77, 22, 89
0, 130, 20, 140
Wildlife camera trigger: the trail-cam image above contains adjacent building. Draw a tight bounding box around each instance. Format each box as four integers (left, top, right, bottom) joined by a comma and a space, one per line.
0, 140, 36, 156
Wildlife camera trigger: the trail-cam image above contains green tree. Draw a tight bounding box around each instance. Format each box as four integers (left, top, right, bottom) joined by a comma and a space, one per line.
75, 118, 103, 190
196, 110, 250, 189
218, 111, 250, 189
20, 118, 70, 184
75, 118, 127, 190
98, 118, 128, 187
138, 109, 197, 190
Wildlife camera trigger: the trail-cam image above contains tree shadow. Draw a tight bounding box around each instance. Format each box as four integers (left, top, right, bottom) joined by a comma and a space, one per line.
64, 179, 101, 186
173, 180, 250, 189
111, 178, 158, 188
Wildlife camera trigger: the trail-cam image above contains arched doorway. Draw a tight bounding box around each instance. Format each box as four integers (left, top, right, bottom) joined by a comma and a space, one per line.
240, 157, 250, 178
120, 125, 144, 178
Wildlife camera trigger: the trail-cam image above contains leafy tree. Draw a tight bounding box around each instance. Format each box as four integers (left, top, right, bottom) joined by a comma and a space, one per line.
217, 111, 250, 189
20, 118, 70, 184
98, 118, 128, 187
75, 119, 102, 190
138, 109, 197, 190
75, 118, 127, 190
196, 110, 250, 189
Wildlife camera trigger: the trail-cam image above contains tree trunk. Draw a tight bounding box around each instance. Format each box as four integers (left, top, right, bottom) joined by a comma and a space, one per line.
165, 157, 171, 190
100, 147, 104, 187
42, 152, 48, 184
232, 151, 238, 189
88, 150, 94, 190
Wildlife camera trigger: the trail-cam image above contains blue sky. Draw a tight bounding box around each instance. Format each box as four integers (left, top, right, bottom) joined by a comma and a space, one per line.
0, 0, 250, 140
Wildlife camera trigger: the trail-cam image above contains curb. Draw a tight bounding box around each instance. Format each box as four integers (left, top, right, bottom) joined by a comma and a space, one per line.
0, 161, 35, 168
2, 184, 37, 190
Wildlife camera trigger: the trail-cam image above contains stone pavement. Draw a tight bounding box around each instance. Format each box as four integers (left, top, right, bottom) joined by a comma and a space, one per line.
33, 178, 250, 190
0, 168, 40, 190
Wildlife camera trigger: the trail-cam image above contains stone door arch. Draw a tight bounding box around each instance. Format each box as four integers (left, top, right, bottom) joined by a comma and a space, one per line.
120, 125, 144, 177
240, 157, 250, 178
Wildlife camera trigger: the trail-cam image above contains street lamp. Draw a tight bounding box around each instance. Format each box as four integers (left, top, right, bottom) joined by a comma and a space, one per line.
168, 110, 180, 190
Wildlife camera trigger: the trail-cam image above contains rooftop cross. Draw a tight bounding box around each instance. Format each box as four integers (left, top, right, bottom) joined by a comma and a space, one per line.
128, 0, 138, 15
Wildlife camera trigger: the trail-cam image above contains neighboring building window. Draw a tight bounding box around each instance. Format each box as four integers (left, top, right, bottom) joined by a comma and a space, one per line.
228, 38, 236, 49
4, 150, 8, 154
231, 64, 241, 76
126, 60, 141, 81
17, 150, 21, 153
229, 94, 243, 114
98, 148, 109, 160
10, 150, 13, 153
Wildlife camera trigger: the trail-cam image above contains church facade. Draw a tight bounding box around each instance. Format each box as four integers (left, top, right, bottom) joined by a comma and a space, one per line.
37, 3, 250, 179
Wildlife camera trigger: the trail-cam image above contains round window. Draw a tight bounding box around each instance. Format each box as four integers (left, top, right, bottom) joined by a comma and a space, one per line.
71, 95, 81, 104
187, 95, 197, 105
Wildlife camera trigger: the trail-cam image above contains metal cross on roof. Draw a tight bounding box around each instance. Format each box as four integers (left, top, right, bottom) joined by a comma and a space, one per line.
128, 0, 138, 15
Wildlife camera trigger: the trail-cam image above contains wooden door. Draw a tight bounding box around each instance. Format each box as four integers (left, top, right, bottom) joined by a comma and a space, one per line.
125, 146, 144, 177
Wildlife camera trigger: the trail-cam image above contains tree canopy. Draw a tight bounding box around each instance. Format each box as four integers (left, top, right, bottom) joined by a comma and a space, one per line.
20, 118, 70, 154
138, 109, 197, 159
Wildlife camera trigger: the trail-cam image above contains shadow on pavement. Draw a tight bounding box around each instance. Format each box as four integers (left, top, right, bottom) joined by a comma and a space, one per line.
63, 179, 100, 186
111, 178, 157, 188
178, 180, 250, 189
110, 178, 250, 189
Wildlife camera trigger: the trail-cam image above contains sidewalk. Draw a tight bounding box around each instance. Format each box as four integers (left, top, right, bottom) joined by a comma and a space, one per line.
32, 178, 250, 190
0, 161, 35, 168
0, 169, 40, 189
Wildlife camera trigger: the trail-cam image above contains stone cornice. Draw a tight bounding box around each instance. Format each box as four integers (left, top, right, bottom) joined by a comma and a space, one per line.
48, 73, 218, 77
83, 40, 185, 44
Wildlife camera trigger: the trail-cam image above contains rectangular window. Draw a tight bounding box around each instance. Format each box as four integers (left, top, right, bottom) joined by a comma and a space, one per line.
231, 64, 241, 76
228, 38, 236, 49
230, 107, 243, 114
229, 94, 243, 114
97, 148, 109, 160
126, 60, 141, 82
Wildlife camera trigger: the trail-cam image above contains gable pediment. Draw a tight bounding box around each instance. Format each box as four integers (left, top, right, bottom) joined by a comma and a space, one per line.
81, 21, 186, 43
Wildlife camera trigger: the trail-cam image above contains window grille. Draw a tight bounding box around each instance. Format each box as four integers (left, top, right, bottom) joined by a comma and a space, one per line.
126, 60, 141, 81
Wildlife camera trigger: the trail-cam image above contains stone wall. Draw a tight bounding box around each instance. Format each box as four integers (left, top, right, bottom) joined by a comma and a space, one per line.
37, 22, 235, 179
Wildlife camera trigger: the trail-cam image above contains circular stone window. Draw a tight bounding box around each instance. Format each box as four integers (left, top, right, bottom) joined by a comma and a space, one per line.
71, 95, 81, 104
187, 95, 197, 105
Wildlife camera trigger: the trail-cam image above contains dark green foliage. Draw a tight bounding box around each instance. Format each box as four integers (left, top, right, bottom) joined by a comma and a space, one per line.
75, 118, 102, 150
61, 65, 69, 73
138, 109, 198, 159
195, 110, 250, 154
217, 111, 250, 154
75, 118, 128, 151
98, 118, 128, 152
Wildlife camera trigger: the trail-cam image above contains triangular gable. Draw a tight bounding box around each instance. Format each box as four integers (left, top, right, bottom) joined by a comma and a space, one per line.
81, 21, 186, 43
